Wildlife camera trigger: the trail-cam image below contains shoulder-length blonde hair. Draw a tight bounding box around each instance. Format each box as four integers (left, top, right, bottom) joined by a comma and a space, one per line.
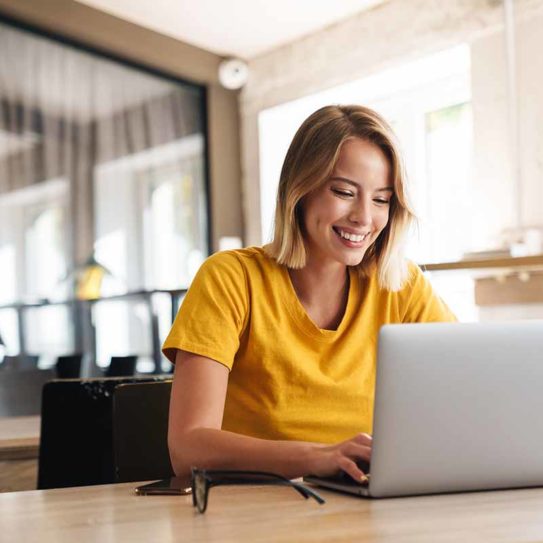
265, 104, 416, 292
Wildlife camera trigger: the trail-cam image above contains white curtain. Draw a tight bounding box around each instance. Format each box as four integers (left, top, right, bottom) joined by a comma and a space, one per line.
0, 20, 206, 298
0, 21, 207, 368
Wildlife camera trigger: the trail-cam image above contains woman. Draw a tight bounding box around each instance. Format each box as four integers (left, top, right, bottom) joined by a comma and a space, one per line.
163, 105, 455, 483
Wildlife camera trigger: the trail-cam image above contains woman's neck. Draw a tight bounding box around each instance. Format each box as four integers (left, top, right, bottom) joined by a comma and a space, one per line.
288, 261, 349, 307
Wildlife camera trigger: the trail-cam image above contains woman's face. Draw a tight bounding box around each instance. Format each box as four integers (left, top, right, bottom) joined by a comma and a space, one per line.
300, 138, 393, 269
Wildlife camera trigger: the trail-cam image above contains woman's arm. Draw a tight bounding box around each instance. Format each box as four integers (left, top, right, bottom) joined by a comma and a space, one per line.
168, 349, 372, 481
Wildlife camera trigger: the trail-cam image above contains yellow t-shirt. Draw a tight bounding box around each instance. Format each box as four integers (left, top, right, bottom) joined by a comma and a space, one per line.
162, 246, 456, 444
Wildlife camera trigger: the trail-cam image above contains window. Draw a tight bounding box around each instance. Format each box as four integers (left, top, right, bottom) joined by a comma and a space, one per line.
0, 19, 208, 371
93, 135, 207, 371
424, 102, 473, 263
0, 179, 71, 364
139, 135, 207, 290
25, 204, 67, 299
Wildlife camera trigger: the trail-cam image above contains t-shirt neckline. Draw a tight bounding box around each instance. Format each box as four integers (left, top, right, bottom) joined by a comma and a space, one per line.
280, 264, 357, 341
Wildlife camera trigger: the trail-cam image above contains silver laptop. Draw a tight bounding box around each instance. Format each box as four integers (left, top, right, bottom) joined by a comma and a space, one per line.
304, 321, 543, 498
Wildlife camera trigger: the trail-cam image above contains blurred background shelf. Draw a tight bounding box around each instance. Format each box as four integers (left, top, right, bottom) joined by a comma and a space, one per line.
421, 254, 543, 272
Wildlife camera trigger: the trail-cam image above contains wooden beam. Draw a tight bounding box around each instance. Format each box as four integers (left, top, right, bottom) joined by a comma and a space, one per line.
421, 255, 543, 272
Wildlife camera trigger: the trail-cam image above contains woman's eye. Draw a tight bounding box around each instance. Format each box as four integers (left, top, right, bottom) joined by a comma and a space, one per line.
373, 198, 390, 205
331, 189, 354, 198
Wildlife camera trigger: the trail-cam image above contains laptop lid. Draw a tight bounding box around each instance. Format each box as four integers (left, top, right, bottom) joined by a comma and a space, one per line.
369, 320, 543, 498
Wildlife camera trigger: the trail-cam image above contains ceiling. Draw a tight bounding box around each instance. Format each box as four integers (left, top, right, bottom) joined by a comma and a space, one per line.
76, 0, 386, 59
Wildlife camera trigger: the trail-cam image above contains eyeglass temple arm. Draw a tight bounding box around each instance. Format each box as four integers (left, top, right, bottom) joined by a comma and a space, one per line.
208, 476, 325, 504
195, 470, 325, 504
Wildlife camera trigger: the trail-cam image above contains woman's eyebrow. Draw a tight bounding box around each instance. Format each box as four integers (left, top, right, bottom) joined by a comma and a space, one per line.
330, 176, 393, 192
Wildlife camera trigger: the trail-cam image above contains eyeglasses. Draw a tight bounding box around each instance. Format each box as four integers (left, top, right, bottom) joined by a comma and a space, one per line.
190, 468, 325, 513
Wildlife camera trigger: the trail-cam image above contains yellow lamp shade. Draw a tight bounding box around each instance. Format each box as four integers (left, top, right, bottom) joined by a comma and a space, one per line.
76, 264, 106, 300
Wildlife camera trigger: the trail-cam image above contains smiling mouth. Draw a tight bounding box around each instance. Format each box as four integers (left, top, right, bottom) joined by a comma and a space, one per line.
332, 227, 370, 246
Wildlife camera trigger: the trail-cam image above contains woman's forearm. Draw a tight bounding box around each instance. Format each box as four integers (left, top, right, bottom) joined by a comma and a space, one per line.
170, 427, 320, 479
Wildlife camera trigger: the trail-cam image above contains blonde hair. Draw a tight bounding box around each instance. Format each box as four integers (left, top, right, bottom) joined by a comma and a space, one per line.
265, 104, 416, 292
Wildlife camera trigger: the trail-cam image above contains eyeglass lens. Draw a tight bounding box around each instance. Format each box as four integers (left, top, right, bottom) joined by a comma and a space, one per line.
194, 473, 208, 513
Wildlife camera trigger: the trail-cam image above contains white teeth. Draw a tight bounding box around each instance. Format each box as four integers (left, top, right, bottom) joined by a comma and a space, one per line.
336, 228, 367, 242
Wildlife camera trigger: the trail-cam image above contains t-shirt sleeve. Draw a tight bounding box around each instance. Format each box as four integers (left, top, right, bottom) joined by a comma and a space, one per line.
399, 262, 457, 323
161, 251, 249, 370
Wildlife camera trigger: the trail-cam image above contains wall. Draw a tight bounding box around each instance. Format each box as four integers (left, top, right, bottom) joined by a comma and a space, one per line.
0, 0, 243, 253
240, 0, 543, 249
471, 6, 543, 250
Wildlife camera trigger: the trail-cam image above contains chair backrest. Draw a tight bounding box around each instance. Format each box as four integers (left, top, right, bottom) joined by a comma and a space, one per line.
0, 355, 39, 371
0, 368, 55, 416
55, 354, 83, 379
112, 380, 174, 483
0, 355, 18, 370
37, 376, 170, 490
105, 355, 137, 377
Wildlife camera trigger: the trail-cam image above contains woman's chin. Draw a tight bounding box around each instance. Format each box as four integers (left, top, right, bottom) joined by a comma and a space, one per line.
336, 248, 367, 267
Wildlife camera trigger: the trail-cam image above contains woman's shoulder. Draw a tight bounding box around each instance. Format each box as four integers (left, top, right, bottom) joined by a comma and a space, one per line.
389, 259, 427, 296
200, 246, 280, 277
404, 259, 425, 281
360, 258, 423, 292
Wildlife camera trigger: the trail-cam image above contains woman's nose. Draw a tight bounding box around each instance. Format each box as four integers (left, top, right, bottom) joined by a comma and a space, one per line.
348, 200, 372, 226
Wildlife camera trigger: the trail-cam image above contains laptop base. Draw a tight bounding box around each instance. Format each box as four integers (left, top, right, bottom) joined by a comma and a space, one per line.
303, 475, 371, 497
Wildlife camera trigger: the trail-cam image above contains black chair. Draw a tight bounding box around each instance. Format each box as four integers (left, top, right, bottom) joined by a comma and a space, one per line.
0, 368, 55, 416
112, 381, 174, 483
104, 355, 137, 377
55, 354, 83, 379
0, 354, 39, 371
0, 355, 17, 370
37, 376, 171, 489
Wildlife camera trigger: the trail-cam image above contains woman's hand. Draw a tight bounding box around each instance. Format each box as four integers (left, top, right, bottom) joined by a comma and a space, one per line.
306, 433, 372, 482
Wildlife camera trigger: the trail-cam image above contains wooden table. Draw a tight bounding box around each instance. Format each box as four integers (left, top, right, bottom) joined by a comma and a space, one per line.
2, 480, 543, 542
0, 415, 40, 492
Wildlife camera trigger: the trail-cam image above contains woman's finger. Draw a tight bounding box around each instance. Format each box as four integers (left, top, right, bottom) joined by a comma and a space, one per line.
340, 441, 372, 462
353, 433, 373, 446
337, 456, 369, 483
